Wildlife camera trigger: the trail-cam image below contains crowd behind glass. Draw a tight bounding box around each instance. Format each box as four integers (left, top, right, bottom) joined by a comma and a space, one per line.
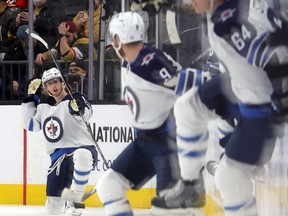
1, 0, 286, 102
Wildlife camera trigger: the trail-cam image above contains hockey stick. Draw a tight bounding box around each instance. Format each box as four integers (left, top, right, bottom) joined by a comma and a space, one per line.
190, 47, 211, 66
166, 10, 181, 44
27, 30, 109, 201
81, 187, 97, 201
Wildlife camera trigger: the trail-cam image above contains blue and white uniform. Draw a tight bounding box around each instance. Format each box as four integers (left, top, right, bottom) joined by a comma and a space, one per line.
96, 43, 213, 216
113, 45, 182, 192
22, 92, 98, 214
174, 1, 286, 215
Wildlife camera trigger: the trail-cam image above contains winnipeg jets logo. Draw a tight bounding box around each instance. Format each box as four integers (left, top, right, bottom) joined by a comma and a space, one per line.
220, 9, 236, 22
124, 87, 140, 122
141, 53, 156, 66
47, 123, 58, 137
43, 116, 63, 142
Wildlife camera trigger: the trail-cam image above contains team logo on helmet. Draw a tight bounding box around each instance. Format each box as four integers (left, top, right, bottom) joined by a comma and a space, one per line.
42, 68, 62, 86
43, 116, 63, 142
124, 86, 140, 122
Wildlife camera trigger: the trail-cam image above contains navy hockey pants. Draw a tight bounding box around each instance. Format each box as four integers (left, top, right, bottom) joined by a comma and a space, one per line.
199, 73, 278, 165
111, 126, 181, 195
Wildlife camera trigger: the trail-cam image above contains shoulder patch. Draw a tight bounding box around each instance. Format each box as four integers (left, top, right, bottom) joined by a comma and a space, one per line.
219, 8, 237, 22
141, 52, 156, 66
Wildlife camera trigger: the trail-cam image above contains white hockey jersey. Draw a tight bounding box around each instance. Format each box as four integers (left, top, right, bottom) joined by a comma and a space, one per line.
22, 93, 95, 155
121, 45, 182, 130
207, 0, 288, 105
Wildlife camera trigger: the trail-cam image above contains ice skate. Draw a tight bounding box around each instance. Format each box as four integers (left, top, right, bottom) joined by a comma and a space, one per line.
150, 179, 206, 216
205, 160, 219, 176
61, 188, 83, 203
65, 201, 85, 216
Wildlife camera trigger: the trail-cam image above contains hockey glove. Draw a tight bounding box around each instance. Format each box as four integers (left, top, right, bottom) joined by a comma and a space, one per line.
68, 96, 86, 116
69, 99, 80, 115
27, 78, 42, 105
28, 78, 42, 95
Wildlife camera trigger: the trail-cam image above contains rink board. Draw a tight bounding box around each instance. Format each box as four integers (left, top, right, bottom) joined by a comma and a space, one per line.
0, 105, 287, 215
0, 184, 223, 215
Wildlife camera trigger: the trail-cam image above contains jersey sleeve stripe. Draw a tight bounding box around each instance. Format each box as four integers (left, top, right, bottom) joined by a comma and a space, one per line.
175, 70, 187, 96
247, 32, 268, 65
260, 46, 276, 68
195, 69, 203, 87
28, 119, 34, 131
175, 69, 197, 96
254, 40, 267, 67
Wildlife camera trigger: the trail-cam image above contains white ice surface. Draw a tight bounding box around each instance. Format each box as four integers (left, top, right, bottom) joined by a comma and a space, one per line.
0, 205, 150, 216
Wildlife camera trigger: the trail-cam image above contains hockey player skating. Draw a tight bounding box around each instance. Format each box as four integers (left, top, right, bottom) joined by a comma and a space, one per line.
21, 68, 98, 215
96, 11, 211, 216
151, 0, 288, 215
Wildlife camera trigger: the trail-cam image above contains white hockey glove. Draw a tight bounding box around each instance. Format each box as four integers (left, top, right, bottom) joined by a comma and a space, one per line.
28, 78, 42, 95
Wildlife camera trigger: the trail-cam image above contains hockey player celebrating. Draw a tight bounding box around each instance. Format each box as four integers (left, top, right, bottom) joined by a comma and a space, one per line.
21, 68, 98, 215
96, 11, 211, 216
152, 0, 288, 215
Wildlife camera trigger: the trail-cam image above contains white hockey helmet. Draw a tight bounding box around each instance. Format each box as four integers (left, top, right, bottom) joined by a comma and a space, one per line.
42, 67, 63, 86
108, 11, 145, 44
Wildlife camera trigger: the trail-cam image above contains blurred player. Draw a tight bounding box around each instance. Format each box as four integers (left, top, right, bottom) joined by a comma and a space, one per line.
96, 11, 211, 216
151, 0, 288, 215
21, 68, 98, 215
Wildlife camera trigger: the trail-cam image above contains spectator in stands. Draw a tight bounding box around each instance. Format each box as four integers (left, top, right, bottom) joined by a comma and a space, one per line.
1, 25, 41, 99
5, 25, 43, 59
68, 60, 87, 78
66, 60, 88, 97
7, 0, 28, 8
73, 0, 102, 45
35, 20, 98, 66
0, 1, 24, 46
9, 0, 66, 52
